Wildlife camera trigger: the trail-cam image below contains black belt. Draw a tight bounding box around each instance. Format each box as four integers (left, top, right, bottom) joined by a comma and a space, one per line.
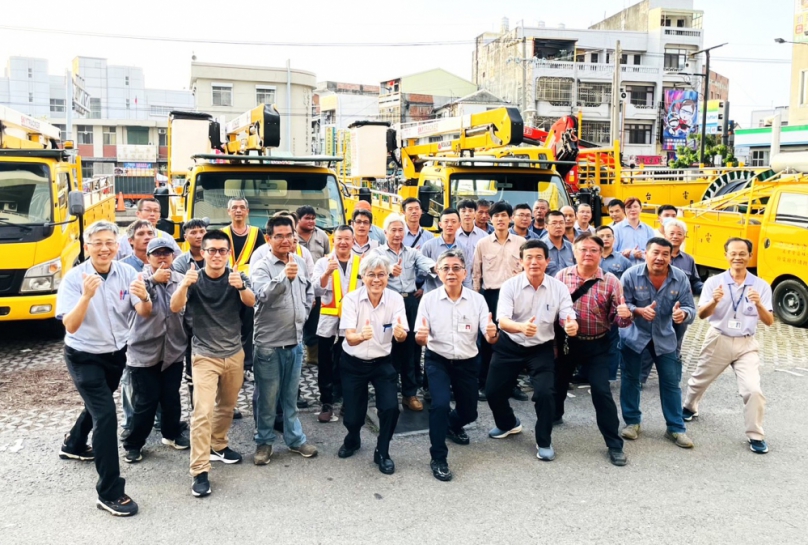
344, 352, 391, 365
401, 291, 416, 298
573, 332, 609, 341
271, 344, 299, 350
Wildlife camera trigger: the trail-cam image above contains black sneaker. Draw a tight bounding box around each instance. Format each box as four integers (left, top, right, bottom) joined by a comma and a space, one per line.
682, 407, 698, 422
210, 446, 242, 464
192, 472, 211, 497
123, 448, 142, 463
59, 437, 94, 461
608, 448, 628, 466
162, 435, 190, 450
510, 386, 528, 401
297, 397, 309, 409
430, 459, 453, 482
446, 427, 470, 445
96, 494, 139, 516
233, 408, 243, 420
477, 389, 487, 402
119, 428, 132, 441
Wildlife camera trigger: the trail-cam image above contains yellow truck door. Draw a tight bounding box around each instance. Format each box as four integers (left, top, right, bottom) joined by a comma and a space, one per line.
758, 188, 808, 326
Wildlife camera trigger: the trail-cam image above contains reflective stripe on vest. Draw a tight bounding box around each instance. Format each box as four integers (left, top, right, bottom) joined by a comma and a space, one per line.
320, 255, 361, 317
222, 226, 259, 274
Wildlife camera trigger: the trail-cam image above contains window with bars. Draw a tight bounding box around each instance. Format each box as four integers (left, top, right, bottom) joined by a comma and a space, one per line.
212, 85, 233, 107
626, 123, 653, 145
256, 87, 276, 106
751, 150, 769, 167
77, 125, 93, 145
627, 85, 654, 107
581, 121, 610, 144
536, 77, 573, 106
577, 82, 611, 107
103, 126, 117, 145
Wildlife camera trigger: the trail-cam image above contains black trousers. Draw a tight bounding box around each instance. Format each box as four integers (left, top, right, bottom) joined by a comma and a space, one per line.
391, 294, 419, 397
63, 345, 127, 502
554, 336, 623, 450
340, 352, 400, 457
240, 305, 254, 370
478, 289, 500, 390
317, 334, 344, 405
303, 299, 321, 348
485, 334, 555, 448
425, 350, 479, 462
123, 361, 184, 451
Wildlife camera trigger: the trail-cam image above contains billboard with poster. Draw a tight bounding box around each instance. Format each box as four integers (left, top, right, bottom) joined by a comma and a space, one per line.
795, 0, 808, 43
662, 89, 700, 151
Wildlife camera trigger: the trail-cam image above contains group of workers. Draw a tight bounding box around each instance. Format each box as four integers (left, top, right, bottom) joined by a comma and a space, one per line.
55, 194, 773, 517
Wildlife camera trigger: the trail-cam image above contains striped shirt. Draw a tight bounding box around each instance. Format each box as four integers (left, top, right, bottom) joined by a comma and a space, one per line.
555, 266, 632, 337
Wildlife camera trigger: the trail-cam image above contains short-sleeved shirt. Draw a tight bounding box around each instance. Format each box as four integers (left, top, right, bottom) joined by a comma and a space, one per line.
700, 271, 772, 337
340, 287, 408, 360
530, 225, 547, 239
127, 270, 188, 368
404, 226, 435, 250
250, 244, 315, 281
415, 287, 489, 360
497, 272, 576, 347
120, 254, 146, 273
117, 229, 181, 259
56, 260, 141, 353
352, 238, 380, 257
371, 245, 435, 294
172, 252, 205, 274
555, 266, 631, 337
601, 252, 632, 280
418, 236, 473, 293
671, 251, 704, 296
186, 269, 250, 358
297, 227, 331, 262
457, 226, 488, 255
620, 264, 696, 355
510, 227, 541, 241
472, 233, 525, 291
614, 221, 657, 265
540, 235, 576, 278
313, 254, 364, 338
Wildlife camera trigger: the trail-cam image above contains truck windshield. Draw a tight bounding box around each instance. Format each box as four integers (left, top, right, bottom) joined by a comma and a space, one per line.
449, 172, 570, 211
0, 163, 52, 225
192, 171, 345, 230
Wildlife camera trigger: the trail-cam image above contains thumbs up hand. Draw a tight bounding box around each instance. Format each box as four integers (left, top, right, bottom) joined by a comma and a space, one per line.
391, 258, 403, 278
325, 254, 339, 275
415, 317, 430, 345
524, 315, 538, 337
712, 284, 725, 303
672, 300, 686, 324
361, 319, 374, 341
563, 314, 579, 337
130, 272, 149, 301
617, 295, 631, 319
183, 262, 199, 287
485, 312, 498, 338
393, 316, 407, 342
639, 300, 657, 322
81, 272, 102, 298
229, 271, 245, 290
152, 262, 171, 284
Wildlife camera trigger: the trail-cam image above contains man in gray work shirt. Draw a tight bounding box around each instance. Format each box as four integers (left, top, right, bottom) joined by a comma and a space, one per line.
371, 213, 436, 411
251, 216, 318, 466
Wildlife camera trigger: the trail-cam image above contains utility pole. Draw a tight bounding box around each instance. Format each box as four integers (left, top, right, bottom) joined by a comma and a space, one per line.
690, 43, 727, 164
522, 34, 528, 114
610, 40, 622, 144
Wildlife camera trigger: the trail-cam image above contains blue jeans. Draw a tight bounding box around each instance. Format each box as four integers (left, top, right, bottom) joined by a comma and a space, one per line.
620, 342, 686, 434
253, 345, 306, 448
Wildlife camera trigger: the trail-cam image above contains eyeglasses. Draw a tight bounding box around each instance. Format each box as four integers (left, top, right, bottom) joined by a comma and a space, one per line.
202, 247, 230, 255
88, 241, 118, 249
438, 266, 464, 273
271, 234, 296, 241
364, 272, 388, 280
150, 250, 173, 257
353, 220, 370, 226
577, 248, 602, 255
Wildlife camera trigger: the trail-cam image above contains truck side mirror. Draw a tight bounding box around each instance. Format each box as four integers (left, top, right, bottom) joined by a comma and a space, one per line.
417, 185, 439, 229
154, 187, 170, 219
68, 190, 85, 216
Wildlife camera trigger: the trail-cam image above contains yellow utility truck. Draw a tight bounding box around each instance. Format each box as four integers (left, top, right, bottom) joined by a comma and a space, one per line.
0, 106, 115, 322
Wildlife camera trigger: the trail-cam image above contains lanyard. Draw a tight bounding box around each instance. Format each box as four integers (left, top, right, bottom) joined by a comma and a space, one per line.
730, 284, 746, 318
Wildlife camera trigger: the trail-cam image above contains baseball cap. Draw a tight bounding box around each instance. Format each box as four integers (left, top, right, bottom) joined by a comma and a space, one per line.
147, 237, 174, 254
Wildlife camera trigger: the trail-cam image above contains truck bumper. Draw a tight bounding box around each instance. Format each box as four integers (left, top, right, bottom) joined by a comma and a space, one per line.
0, 294, 56, 321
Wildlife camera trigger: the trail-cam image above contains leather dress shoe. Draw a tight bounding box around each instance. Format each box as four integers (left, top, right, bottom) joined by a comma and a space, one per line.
338, 444, 360, 459
374, 448, 395, 474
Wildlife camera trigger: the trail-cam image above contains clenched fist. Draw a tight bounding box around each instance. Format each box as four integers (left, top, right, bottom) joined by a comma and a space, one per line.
81, 272, 102, 298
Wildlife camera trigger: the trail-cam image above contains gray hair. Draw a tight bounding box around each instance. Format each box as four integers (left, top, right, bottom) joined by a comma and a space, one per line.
359, 254, 393, 276
383, 213, 406, 232
436, 249, 466, 269
84, 220, 119, 243
227, 197, 249, 210
126, 219, 156, 240
664, 218, 688, 234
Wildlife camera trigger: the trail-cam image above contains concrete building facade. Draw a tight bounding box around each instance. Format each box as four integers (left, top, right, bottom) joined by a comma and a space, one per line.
190, 62, 317, 156
378, 68, 478, 125
472, 0, 715, 162
313, 81, 380, 154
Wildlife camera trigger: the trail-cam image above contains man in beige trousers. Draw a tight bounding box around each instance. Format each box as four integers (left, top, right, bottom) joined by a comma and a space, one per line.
683, 237, 774, 454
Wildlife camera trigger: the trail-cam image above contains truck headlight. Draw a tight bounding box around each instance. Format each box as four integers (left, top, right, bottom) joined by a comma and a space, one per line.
21, 259, 62, 293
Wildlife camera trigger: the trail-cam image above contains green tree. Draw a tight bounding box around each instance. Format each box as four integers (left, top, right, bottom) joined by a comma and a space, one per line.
669, 134, 737, 168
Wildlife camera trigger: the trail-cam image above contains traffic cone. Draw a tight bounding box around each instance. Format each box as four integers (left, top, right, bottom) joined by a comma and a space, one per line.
116, 192, 125, 212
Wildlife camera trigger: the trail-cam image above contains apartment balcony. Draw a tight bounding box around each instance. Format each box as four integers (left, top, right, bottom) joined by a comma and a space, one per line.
532, 62, 660, 83
660, 27, 702, 46
625, 103, 660, 120
116, 144, 157, 163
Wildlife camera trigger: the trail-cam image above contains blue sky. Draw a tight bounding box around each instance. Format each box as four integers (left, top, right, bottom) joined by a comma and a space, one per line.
0, 0, 793, 126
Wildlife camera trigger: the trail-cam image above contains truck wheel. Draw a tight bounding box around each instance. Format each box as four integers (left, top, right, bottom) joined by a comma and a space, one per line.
773, 279, 808, 327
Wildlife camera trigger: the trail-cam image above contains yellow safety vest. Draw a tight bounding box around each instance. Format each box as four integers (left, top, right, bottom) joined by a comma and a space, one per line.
222, 225, 260, 274
320, 255, 361, 317
296, 244, 303, 257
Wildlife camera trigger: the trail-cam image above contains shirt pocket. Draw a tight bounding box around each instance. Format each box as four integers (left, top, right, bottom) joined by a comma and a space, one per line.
742, 303, 758, 317
539, 303, 559, 323
382, 326, 394, 345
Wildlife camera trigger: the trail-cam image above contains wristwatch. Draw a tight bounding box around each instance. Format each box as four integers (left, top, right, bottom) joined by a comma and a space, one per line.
142, 294, 151, 303
238, 285, 248, 291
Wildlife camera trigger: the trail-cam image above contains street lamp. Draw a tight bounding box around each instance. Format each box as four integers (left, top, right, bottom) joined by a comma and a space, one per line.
775, 37, 808, 45
689, 43, 728, 165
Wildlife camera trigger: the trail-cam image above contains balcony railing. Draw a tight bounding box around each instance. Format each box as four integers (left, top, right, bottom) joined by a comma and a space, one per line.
534, 61, 660, 77
663, 28, 701, 38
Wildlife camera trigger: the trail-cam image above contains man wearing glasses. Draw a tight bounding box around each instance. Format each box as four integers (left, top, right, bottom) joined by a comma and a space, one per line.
250, 216, 318, 466
117, 198, 181, 259
56, 221, 152, 516
337, 254, 408, 475
170, 230, 255, 498
415, 249, 499, 481
350, 208, 379, 256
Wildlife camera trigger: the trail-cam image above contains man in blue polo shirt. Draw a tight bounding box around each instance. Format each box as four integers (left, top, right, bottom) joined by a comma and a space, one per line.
56, 220, 152, 517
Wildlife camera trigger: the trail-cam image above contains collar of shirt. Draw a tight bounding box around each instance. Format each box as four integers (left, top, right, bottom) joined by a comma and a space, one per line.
518, 271, 551, 292
358, 286, 387, 306
724, 270, 755, 287
381, 244, 406, 257
565, 265, 604, 283
438, 286, 469, 302
488, 232, 515, 245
